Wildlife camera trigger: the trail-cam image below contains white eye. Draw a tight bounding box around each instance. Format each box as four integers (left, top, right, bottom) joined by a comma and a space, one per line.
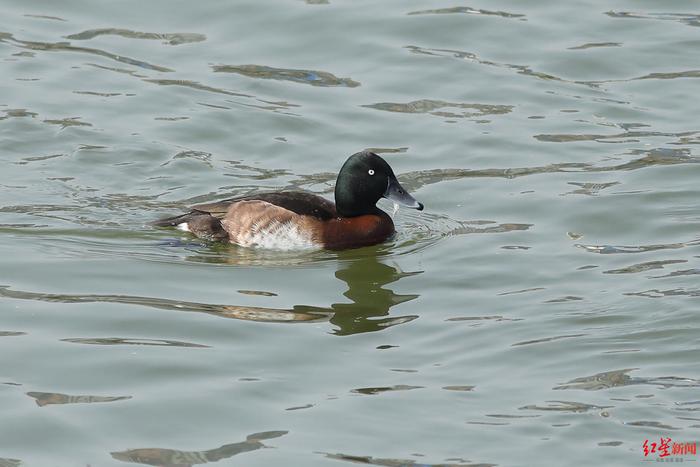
368, 169, 375, 175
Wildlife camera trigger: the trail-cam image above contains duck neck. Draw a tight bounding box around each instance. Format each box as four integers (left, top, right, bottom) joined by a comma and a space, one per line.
336, 201, 383, 218
335, 183, 381, 218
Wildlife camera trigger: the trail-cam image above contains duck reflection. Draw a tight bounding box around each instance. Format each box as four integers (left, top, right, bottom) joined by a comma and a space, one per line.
0, 256, 421, 336
323, 255, 421, 335
111, 430, 287, 466
230, 254, 422, 335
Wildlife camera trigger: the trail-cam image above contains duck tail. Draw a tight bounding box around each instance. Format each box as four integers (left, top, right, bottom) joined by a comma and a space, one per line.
151, 212, 196, 227
152, 210, 229, 241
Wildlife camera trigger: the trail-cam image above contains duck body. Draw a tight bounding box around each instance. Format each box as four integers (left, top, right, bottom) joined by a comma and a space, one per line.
154, 151, 422, 250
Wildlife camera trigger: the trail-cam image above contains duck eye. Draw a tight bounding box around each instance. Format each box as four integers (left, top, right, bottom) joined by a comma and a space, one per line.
368, 169, 375, 176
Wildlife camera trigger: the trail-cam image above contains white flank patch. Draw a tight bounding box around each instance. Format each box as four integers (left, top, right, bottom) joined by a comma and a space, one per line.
176, 222, 190, 232
240, 221, 317, 250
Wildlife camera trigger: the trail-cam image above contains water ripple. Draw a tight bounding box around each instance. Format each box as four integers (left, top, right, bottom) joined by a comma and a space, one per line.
212, 64, 360, 87
625, 288, 700, 299
554, 369, 636, 390
446, 315, 522, 324
651, 268, 700, 279
351, 385, 423, 395
0, 31, 173, 72
406, 45, 582, 87
408, 43, 700, 90
442, 385, 475, 392
285, 403, 314, 411
564, 181, 620, 196
606, 11, 700, 28
362, 99, 512, 120
161, 150, 213, 168
144, 78, 251, 97
400, 149, 700, 194
598, 70, 700, 84
43, 116, 92, 128
24, 14, 67, 22
554, 369, 700, 390
512, 334, 586, 347
568, 42, 622, 50
111, 431, 288, 466
577, 238, 700, 255
0, 108, 38, 120
603, 260, 687, 274
26, 391, 132, 406
73, 90, 123, 97
323, 452, 492, 467
61, 337, 209, 347
407, 6, 525, 19
520, 401, 612, 412
65, 28, 206, 45
625, 420, 681, 430
85, 62, 148, 78
534, 131, 700, 144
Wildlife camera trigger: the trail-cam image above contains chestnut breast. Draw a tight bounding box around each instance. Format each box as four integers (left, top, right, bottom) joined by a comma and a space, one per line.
319, 212, 395, 250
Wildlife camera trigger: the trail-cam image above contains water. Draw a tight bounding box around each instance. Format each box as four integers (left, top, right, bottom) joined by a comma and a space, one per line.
1, 0, 699, 465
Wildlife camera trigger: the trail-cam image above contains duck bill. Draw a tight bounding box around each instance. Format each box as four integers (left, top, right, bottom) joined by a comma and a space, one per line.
384, 175, 424, 210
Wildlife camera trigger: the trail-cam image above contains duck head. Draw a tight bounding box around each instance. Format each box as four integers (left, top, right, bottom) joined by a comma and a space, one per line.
334, 151, 424, 217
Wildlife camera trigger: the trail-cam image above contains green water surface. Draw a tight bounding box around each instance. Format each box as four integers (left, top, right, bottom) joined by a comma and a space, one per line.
1, 1, 699, 466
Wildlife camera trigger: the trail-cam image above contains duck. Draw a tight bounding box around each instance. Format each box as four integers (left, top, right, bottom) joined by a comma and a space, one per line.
153, 151, 424, 250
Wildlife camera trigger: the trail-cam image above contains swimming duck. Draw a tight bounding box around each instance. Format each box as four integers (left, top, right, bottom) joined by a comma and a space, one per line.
153, 151, 424, 250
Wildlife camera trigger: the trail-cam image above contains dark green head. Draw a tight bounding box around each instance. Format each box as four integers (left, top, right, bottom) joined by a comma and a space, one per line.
334, 151, 424, 218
